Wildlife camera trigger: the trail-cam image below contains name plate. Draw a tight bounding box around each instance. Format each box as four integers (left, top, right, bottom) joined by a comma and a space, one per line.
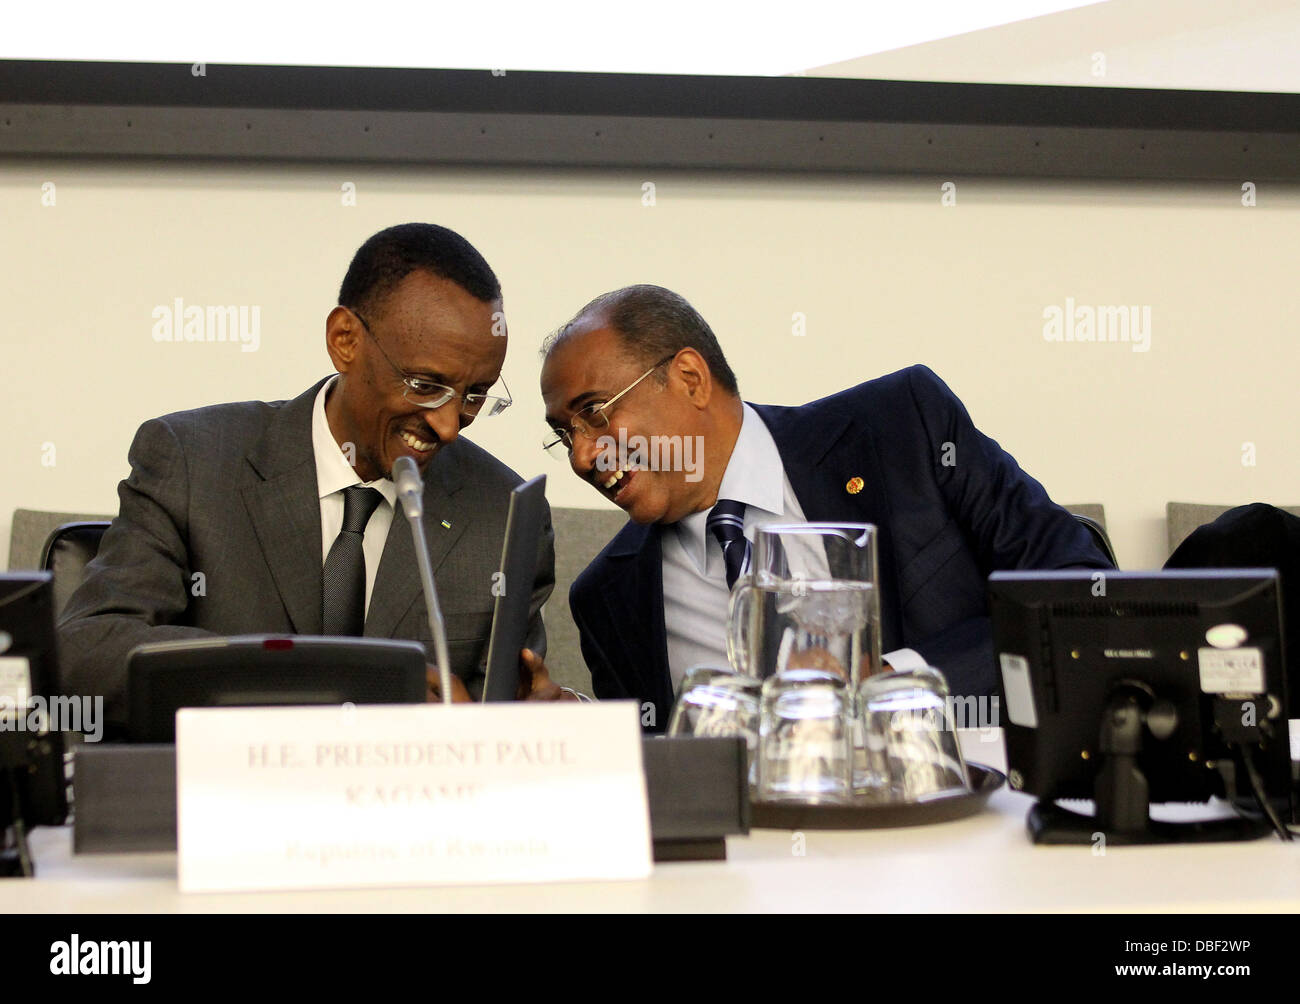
176, 702, 652, 893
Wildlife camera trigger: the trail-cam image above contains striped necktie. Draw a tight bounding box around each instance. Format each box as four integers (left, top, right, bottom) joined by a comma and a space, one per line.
706, 498, 751, 590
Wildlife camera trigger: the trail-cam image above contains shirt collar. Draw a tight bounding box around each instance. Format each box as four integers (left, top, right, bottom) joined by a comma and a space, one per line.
674, 402, 786, 574
312, 376, 398, 509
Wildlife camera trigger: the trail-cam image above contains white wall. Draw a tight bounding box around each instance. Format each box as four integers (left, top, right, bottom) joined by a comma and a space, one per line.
3, 159, 1297, 570
813, 0, 1300, 92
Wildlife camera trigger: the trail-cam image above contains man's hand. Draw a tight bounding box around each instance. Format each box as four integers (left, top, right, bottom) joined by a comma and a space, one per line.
518, 648, 580, 701
426, 665, 472, 703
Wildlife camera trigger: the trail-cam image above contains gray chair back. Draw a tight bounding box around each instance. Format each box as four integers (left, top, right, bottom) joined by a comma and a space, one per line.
42, 522, 112, 615
1061, 503, 1116, 565
545, 506, 628, 693
9, 508, 115, 571
1061, 502, 1106, 529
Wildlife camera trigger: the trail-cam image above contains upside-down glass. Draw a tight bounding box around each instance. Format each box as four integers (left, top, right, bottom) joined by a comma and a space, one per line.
858, 666, 970, 802
666, 666, 762, 787
757, 669, 853, 804
726, 523, 882, 688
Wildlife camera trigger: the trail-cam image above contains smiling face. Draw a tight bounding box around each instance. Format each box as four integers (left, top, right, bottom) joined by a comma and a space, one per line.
540, 322, 737, 525
324, 269, 506, 482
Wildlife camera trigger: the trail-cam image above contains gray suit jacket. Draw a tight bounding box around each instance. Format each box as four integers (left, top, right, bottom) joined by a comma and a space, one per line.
58, 377, 555, 730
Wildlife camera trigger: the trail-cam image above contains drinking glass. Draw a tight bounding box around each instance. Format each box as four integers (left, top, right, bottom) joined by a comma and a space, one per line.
757, 668, 852, 804
667, 666, 762, 786
858, 667, 970, 802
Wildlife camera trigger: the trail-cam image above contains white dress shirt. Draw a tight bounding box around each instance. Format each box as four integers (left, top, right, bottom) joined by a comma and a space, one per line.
313, 376, 398, 622
661, 403, 925, 695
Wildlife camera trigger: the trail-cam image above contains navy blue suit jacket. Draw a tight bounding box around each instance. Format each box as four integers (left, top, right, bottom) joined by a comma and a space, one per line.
569, 365, 1112, 730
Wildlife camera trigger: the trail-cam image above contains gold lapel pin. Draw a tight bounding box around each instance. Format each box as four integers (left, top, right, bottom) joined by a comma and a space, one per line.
440, 519, 452, 529
846, 477, 864, 495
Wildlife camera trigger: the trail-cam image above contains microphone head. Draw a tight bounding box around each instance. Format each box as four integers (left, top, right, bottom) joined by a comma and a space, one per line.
392, 454, 421, 488
392, 455, 425, 518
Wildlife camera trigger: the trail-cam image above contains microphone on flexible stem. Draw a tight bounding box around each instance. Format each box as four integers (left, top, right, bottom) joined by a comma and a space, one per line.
392, 455, 453, 705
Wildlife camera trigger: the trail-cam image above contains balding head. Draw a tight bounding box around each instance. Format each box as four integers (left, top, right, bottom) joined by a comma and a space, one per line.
541, 285, 738, 397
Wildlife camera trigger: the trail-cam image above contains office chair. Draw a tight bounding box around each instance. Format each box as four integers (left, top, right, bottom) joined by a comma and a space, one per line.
39, 521, 110, 615
1072, 513, 1118, 568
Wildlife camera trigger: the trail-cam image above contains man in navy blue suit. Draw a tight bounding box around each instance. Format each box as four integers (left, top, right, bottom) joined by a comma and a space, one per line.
539, 285, 1111, 730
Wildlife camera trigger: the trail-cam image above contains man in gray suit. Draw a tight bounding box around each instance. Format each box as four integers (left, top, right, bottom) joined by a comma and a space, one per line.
59, 223, 561, 733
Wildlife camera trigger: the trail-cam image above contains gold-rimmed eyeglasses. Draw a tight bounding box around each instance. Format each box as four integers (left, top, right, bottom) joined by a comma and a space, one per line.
542, 353, 676, 458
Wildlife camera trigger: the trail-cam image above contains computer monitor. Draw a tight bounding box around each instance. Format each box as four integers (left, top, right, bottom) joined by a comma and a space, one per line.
988, 569, 1292, 845
0, 573, 69, 876
126, 635, 428, 742
481, 474, 547, 703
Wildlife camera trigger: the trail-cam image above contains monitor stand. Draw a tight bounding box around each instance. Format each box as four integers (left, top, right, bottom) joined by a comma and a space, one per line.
1027, 690, 1272, 846
1027, 800, 1269, 845
1, 734, 35, 877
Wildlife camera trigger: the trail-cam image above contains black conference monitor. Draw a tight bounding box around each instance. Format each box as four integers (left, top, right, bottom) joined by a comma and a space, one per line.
126, 635, 428, 743
0, 573, 69, 875
989, 569, 1292, 845
481, 474, 547, 703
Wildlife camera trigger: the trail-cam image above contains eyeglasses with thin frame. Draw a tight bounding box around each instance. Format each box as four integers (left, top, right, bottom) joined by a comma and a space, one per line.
348, 307, 512, 417
542, 353, 677, 458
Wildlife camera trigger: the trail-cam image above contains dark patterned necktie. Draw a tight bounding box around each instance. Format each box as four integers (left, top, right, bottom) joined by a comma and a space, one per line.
707, 498, 751, 590
322, 485, 384, 636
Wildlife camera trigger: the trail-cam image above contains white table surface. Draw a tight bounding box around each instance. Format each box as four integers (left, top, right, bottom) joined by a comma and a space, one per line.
4, 731, 1298, 913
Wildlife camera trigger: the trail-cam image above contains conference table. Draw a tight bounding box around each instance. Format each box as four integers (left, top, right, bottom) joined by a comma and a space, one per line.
3, 732, 1298, 913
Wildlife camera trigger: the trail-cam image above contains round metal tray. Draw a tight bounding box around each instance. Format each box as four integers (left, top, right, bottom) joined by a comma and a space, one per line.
750, 762, 1005, 830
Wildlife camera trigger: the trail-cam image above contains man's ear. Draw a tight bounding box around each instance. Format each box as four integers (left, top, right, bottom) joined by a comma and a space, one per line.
325, 306, 362, 372
670, 348, 713, 409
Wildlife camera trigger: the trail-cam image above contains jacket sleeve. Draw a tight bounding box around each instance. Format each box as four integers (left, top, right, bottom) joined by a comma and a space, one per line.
57, 417, 215, 730
905, 616, 995, 698
569, 581, 621, 699
905, 364, 1113, 574
898, 366, 1112, 695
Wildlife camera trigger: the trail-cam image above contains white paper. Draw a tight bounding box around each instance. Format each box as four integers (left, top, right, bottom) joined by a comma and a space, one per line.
998, 652, 1038, 728
0, 656, 31, 708
1197, 647, 1265, 694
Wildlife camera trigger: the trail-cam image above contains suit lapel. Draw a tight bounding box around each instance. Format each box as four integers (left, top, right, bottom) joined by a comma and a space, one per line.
600, 521, 673, 719
753, 401, 905, 653
241, 379, 477, 640
241, 380, 328, 635
365, 449, 472, 639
